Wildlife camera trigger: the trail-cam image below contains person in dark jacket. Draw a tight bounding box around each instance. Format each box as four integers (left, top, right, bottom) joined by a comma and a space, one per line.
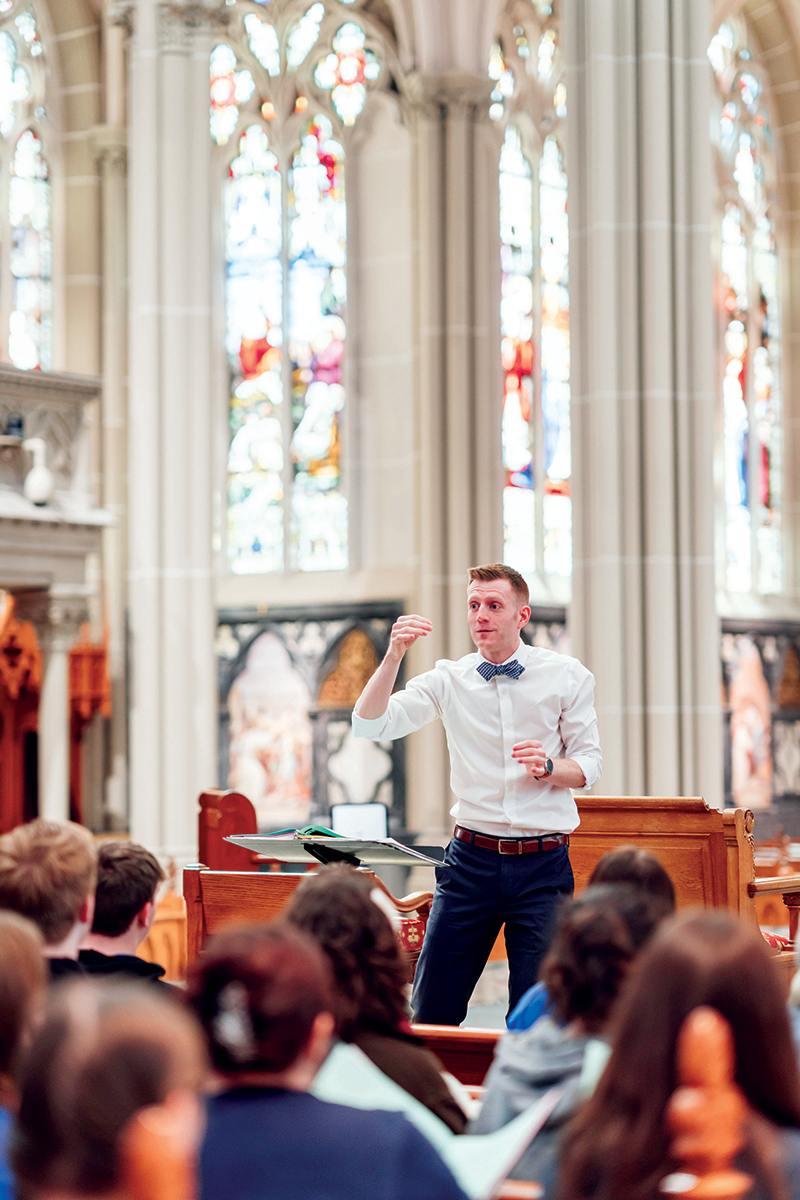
79, 839, 168, 985
285, 864, 468, 1133
189, 921, 467, 1200
471, 886, 661, 1186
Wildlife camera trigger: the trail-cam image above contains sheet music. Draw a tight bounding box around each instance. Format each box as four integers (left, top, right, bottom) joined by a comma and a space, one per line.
225, 834, 444, 867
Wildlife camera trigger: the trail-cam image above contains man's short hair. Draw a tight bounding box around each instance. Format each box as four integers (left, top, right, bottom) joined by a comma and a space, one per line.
468, 563, 530, 606
91, 841, 166, 938
0, 820, 97, 946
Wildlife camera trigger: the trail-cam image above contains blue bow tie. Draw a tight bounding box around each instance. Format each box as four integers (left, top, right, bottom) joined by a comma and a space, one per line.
476, 660, 525, 681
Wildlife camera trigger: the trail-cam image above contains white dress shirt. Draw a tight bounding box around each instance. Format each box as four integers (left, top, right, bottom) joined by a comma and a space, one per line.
352, 640, 602, 837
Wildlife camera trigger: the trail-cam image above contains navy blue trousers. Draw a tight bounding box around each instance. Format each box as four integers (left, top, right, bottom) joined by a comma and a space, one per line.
410, 836, 574, 1026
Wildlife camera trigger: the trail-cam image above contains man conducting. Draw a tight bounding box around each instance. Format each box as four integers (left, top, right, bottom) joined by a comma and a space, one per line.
352, 563, 602, 1025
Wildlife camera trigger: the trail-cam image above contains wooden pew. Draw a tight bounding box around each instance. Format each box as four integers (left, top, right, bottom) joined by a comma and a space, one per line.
185, 793, 800, 1085
410, 1025, 501, 1086
571, 797, 758, 916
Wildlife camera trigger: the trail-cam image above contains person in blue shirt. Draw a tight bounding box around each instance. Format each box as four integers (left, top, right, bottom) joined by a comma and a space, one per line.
507, 846, 676, 1032
0, 912, 47, 1200
188, 921, 468, 1200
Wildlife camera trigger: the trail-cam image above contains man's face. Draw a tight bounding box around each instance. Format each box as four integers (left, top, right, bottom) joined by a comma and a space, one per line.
467, 579, 530, 657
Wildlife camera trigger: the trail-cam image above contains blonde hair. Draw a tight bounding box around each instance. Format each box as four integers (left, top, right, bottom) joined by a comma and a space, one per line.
468, 563, 529, 606
0, 820, 97, 945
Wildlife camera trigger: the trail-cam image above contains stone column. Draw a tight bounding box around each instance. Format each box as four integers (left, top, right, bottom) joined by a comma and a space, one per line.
18, 592, 88, 822
405, 74, 503, 841
91, 115, 129, 830
564, 0, 722, 804
118, 0, 220, 863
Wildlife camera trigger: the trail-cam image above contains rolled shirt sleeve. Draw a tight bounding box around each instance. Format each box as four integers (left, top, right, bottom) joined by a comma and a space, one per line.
560, 662, 603, 789
352, 669, 444, 741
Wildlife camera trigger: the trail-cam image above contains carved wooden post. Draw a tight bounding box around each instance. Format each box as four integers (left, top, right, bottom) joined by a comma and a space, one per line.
662, 1006, 751, 1200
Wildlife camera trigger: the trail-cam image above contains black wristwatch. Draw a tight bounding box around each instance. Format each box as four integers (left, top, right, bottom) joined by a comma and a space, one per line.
541, 758, 554, 778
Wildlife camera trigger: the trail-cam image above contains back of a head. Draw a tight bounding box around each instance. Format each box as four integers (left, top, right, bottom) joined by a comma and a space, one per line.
0, 820, 97, 945
541, 886, 650, 1033
91, 841, 165, 938
588, 846, 676, 917
0, 913, 45, 1084
12, 980, 205, 1200
285, 864, 408, 1036
187, 921, 333, 1076
559, 910, 800, 1200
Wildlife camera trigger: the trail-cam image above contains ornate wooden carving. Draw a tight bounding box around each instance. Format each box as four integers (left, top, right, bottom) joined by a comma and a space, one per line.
0, 594, 41, 832
663, 1006, 751, 1200
0, 593, 41, 701
69, 625, 111, 823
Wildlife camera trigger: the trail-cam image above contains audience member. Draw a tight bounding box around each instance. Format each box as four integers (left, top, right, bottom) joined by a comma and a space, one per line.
508, 845, 675, 1031
285, 864, 468, 1133
559, 910, 800, 1200
0, 819, 96, 980
11, 979, 206, 1200
188, 922, 467, 1200
0, 914, 46, 1200
472, 886, 660, 1184
79, 840, 167, 985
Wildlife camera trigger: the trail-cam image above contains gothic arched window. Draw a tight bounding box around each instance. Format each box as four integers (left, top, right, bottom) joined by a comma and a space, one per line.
493, 0, 571, 597
213, 1, 389, 576
709, 20, 783, 596
0, 4, 49, 371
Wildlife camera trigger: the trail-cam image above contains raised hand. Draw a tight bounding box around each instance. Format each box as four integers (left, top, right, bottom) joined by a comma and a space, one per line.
512, 739, 547, 778
388, 615, 433, 661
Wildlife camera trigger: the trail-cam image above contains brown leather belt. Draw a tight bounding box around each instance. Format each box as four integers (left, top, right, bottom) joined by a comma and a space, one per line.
454, 825, 569, 856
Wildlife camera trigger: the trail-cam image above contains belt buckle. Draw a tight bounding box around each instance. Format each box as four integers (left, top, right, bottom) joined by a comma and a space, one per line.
499, 839, 522, 855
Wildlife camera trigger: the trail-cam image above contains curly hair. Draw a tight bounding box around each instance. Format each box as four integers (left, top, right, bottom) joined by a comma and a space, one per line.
285, 865, 409, 1039
540, 885, 656, 1033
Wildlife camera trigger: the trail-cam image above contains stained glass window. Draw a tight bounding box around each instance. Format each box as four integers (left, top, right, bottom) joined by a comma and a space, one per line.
494, 3, 570, 590
213, 2, 384, 574
710, 21, 782, 596
0, 5, 49, 370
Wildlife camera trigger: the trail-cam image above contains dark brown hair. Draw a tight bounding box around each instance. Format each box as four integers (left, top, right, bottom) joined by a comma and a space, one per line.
0, 819, 97, 945
187, 922, 334, 1075
285, 864, 408, 1038
0, 913, 45, 1098
12, 980, 205, 1199
542, 886, 658, 1033
588, 846, 676, 918
468, 563, 530, 606
558, 910, 800, 1200
91, 841, 165, 938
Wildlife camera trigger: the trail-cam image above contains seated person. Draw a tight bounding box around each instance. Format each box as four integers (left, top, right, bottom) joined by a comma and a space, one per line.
11, 979, 206, 1200
0, 913, 46, 1200
507, 845, 676, 1031
0, 819, 96, 980
188, 921, 467, 1200
79, 840, 167, 984
471, 885, 663, 1185
285, 864, 468, 1133
559, 910, 800, 1200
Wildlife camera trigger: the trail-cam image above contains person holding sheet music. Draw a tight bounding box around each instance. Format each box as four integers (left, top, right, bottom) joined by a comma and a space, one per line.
352, 563, 602, 1025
